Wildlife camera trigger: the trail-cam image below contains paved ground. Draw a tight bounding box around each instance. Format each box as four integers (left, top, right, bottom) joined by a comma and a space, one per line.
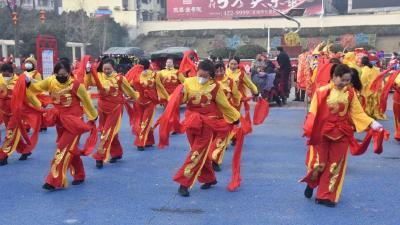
0, 101, 399, 225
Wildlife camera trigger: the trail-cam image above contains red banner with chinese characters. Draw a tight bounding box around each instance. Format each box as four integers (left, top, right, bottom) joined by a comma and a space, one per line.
167, 0, 322, 20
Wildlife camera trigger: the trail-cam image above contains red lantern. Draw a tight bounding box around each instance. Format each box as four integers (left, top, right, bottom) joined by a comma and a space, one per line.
12, 12, 17, 25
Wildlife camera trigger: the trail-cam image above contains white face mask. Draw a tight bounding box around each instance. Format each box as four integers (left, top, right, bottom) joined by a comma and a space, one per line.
3, 76, 12, 82
197, 77, 209, 85
86, 62, 91, 72
25, 63, 33, 70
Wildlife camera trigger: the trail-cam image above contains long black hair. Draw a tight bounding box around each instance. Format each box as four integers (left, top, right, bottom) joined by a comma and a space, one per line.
198, 59, 215, 78
228, 56, 240, 64
54, 60, 71, 74
330, 63, 351, 79
102, 58, 116, 68
0, 63, 13, 73
350, 68, 362, 92
361, 56, 373, 68
139, 58, 150, 70
214, 62, 226, 71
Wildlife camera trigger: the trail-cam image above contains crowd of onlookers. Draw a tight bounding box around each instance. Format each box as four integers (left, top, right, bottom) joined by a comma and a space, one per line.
248, 47, 292, 106
208, 47, 293, 107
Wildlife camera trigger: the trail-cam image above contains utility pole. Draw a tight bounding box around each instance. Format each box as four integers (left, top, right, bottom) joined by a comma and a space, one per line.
6, 0, 21, 59
102, 17, 108, 54
54, 0, 59, 14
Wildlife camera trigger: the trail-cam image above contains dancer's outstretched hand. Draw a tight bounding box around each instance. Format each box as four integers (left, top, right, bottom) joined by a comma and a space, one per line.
370, 121, 383, 131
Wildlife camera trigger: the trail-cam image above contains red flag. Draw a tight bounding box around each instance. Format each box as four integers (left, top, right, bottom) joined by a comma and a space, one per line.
178, 50, 198, 77
378, 70, 400, 113
370, 68, 393, 92
126, 64, 144, 84
315, 60, 333, 88
253, 98, 269, 125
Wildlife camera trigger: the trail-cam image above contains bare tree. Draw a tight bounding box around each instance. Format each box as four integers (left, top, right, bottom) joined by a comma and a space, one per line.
64, 0, 98, 56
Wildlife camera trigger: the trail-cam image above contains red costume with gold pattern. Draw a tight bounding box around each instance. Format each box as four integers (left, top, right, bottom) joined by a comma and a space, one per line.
301, 83, 374, 203
393, 77, 400, 140
0, 74, 43, 162
208, 75, 241, 167
158, 67, 185, 133
28, 76, 97, 188
86, 71, 138, 162
130, 70, 169, 148
172, 77, 240, 188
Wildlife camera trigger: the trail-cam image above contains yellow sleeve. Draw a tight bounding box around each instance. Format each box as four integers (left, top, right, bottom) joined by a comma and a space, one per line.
155, 73, 170, 100
360, 67, 369, 87
26, 78, 52, 107
243, 73, 259, 95
216, 86, 241, 123
311, 69, 318, 83
84, 73, 96, 87
182, 82, 189, 103
0, 74, 4, 85
308, 93, 318, 115
349, 93, 374, 132
231, 80, 242, 107
33, 72, 42, 81
156, 71, 163, 80
28, 77, 51, 93
178, 73, 186, 83
76, 84, 98, 121
122, 77, 139, 100
395, 74, 400, 86
0, 75, 6, 98
303, 92, 318, 136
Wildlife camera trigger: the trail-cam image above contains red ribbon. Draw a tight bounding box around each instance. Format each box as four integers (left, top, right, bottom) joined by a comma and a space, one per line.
227, 116, 252, 192
253, 98, 269, 125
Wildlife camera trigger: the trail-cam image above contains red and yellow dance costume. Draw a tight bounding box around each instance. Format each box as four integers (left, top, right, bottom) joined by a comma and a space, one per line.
157, 67, 185, 133
361, 66, 387, 120
209, 75, 241, 167
226, 68, 258, 105
27, 76, 97, 188
130, 69, 169, 148
393, 73, 400, 141
392, 75, 400, 140
301, 83, 374, 203
25, 70, 42, 82
86, 72, 139, 162
0, 74, 18, 128
225, 68, 258, 146
296, 51, 312, 96
25, 69, 52, 131
173, 77, 240, 188
0, 74, 42, 162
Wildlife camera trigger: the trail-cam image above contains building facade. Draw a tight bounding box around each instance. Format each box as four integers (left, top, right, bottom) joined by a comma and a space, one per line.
21, 0, 55, 10
138, 0, 166, 21
61, 0, 138, 27
60, 0, 166, 27
0, 0, 57, 11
